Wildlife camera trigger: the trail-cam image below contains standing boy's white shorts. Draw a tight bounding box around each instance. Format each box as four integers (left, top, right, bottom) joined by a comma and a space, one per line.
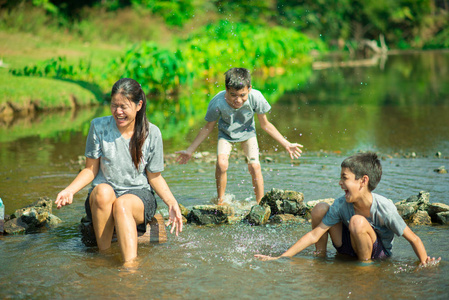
217, 137, 260, 164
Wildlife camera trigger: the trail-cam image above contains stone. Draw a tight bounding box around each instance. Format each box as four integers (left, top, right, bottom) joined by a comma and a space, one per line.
178, 203, 190, 218
245, 205, 271, 225
435, 212, 449, 225
270, 214, 307, 224
426, 203, 449, 223
410, 210, 432, 226
434, 166, 447, 174
4, 218, 28, 235
187, 204, 234, 225
260, 188, 305, 216
306, 198, 334, 209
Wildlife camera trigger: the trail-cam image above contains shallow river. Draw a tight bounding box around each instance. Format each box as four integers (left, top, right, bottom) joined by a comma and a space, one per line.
1, 51, 448, 299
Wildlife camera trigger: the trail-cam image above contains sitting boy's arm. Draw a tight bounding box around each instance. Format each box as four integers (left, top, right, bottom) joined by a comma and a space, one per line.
176, 121, 216, 164
257, 114, 303, 159
255, 222, 329, 261
402, 226, 441, 267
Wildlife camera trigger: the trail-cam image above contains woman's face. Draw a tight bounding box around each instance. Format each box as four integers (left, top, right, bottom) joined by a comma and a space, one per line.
110, 94, 142, 131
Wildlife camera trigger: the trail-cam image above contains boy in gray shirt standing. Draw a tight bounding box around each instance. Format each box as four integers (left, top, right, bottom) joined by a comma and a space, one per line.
176, 68, 303, 204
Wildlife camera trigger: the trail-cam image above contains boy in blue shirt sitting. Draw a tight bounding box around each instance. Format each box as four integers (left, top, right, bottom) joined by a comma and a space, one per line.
176, 68, 303, 204
255, 152, 440, 266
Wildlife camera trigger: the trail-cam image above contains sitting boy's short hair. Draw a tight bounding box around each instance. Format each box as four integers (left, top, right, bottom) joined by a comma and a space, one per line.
341, 152, 382, 191
225, 68, 251, 90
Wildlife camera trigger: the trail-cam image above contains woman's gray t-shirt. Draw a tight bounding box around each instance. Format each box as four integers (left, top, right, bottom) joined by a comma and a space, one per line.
204, 89, 271, 142
85, 116, 164, 196
322, 193, 407, 256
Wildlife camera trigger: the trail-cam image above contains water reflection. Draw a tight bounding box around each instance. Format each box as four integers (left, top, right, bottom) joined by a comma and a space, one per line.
0, 52, 448, 299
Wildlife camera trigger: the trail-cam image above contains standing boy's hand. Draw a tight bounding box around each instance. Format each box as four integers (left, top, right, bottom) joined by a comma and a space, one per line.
285, 142, 303, 159
176, 150, 193, 164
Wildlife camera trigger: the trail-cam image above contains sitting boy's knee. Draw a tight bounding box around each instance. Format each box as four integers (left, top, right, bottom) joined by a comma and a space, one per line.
348, 215, 369, 233
311, 202, 330, 219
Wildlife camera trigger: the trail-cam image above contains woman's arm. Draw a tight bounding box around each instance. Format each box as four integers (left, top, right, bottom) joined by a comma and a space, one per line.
55, 157, 99, 209
257, 114, 303, 159
147, 170, 183, 235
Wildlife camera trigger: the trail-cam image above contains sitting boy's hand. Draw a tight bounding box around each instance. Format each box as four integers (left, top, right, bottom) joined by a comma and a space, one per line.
419, 256, 441, 267
254, 254, 281, 261
176, 150, 192, 164
285, 143, 303, 159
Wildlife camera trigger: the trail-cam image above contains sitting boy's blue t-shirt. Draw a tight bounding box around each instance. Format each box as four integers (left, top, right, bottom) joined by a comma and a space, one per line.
205, 89, 271, 142
322, 193, 407, 256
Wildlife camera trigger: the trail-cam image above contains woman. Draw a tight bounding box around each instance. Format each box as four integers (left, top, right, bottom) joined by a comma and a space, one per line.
55, 78, 183, 264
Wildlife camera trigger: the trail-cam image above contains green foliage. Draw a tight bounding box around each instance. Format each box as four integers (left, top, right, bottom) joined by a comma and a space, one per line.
130, 0, 195, 26
107, 42, 190, 95
10, 56, 92, 80
180, 21, 325, 81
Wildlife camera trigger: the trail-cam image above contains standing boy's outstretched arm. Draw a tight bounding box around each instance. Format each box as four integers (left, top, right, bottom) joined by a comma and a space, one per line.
176, 121, 217, 164
257, 114, 303, 159
255, 222, 329, 261
402, 226, 441, 267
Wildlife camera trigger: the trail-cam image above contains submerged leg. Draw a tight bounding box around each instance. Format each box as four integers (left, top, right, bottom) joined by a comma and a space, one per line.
113, 194, 145, 263
89, 183, 116, 250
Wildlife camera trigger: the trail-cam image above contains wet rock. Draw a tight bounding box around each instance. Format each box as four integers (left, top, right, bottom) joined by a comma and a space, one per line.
426, 203, 449, 223
395, 203, 416, 220
306, 198, 335, 210
227, 215, 245, 225
395, 191, 430, 215
435, 151, 442, 158
435, 212, 449, 225
270, 214, 307, 224
187, 204, 234, 225
434, 166, 447, 174
4, 197, 61, 234
179, 203, 190, 219
410, 210, 432, 226
260, 188, 305, 216
245, 205, 271, 225
4, 217, 28, 235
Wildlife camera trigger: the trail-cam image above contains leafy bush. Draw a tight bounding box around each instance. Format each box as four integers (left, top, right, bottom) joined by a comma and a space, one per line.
10, 56, 92, 80
107, 41, 190, 95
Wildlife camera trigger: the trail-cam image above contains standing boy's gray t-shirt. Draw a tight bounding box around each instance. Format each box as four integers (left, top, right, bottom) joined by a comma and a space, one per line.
85, 116, 164, 196
322, 193, 407, 256
205, 89, 271, 142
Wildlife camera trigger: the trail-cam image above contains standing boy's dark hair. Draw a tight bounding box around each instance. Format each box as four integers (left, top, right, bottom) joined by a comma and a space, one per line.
111, 78, 149, 170
225, 68, 251, 90
341, 152, 382, 191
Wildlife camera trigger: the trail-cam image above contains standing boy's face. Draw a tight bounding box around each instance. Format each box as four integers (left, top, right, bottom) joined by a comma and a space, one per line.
225, 86, 251, 109
339, 167, 365, 203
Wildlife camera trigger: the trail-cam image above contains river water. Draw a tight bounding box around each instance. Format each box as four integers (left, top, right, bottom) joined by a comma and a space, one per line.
1, 51, 448, 299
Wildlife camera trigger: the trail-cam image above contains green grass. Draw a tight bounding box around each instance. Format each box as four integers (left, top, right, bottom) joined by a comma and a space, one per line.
0, 31, 123, 108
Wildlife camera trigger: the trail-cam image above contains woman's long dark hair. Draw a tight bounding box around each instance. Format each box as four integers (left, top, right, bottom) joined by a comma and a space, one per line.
111, 78, 149, 170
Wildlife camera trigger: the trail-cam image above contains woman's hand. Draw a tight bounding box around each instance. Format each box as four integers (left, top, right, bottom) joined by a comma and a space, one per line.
167, 203, 183, 236
55, 189, 74, 209
254, 254, 281, 261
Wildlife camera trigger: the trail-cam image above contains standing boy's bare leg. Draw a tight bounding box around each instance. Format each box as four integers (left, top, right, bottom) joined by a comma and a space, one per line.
89, 183, 116, 251
215, 154, 229, 204
348, 215, 377, 261
248, 163, 264, 203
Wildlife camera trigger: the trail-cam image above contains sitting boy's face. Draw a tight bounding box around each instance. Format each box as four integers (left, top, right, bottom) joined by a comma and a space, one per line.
225, 86, 251, 109
339, 167, 367, 203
